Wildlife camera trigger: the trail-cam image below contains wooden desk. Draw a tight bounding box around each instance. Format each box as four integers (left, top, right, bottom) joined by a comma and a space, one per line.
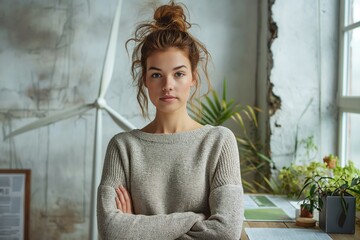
241, 217, 360, 240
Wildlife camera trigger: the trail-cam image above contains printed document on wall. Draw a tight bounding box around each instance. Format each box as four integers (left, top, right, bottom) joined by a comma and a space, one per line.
0, 173, 26, 240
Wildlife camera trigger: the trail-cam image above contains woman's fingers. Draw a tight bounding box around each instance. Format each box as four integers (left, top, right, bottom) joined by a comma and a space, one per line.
115, 186, 133, 214
118, 188, 126, 208
115, 194, 122, 211
120, 186, 133, 214
115, 187, 126, 212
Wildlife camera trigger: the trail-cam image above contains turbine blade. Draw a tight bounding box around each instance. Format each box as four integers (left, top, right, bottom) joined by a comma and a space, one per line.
5, 104, 94, 139
98, 0, 123, 99
103, 104, 136, 131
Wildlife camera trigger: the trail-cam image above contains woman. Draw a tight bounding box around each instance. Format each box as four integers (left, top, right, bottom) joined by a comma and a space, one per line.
97, 1, 244, 239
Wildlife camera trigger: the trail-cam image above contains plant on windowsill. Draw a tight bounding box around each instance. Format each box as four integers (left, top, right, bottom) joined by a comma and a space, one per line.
273, 136, 326, 199
298, 174, 360, 233
277, 161, 328, 199
323, 154, 338, 169
277, 154, 360, 207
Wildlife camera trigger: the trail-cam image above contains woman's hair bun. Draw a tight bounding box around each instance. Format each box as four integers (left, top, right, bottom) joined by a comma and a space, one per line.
153, 2, 190, 32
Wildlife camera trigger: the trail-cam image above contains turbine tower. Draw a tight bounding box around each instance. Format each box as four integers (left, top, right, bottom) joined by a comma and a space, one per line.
4, 1, 134, 239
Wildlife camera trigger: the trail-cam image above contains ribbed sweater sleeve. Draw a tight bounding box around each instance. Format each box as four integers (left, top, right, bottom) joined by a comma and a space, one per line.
97, 138, 205, 240
177, 130, 244, 240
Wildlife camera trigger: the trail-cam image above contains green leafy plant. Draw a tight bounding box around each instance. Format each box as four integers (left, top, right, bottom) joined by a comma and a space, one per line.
277, 161, 328, 199
273, 136, 325, 198
188, 80, 275, 192
298, 174, 360, 216
333, 160, 360, 180
333, 160, 360, 209
188, 80, 240, 126
277, 158, 360, 207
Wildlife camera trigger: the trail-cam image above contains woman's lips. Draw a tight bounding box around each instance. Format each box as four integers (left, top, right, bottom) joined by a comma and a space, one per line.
159, 95, 177, 102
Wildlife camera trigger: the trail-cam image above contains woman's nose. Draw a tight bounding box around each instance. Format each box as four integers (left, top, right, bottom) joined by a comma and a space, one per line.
162, 76, 174, 91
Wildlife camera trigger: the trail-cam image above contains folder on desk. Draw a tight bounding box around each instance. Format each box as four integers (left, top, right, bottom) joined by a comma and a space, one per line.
244, 194, 298, 222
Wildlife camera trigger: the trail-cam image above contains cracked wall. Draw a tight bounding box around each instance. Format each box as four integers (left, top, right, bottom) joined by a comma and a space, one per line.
269, 0, 339, 169
267, 0, 281, 119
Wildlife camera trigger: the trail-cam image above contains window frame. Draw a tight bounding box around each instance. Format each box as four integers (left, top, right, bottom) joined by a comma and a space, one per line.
338, 0, 360, 166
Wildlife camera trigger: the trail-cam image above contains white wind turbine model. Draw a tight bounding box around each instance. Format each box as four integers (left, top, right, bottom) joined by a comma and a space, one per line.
4, 1, 135, 239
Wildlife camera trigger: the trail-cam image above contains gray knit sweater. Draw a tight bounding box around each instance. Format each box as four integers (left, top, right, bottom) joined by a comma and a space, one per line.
97, 125, 244, 240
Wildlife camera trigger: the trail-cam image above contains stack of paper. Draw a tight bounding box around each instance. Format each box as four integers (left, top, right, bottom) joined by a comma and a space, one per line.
245, 228, 332, 240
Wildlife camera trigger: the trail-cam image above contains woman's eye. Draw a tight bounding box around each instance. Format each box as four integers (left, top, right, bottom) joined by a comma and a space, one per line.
151, 73, 161, 78
175, 72, 185, 77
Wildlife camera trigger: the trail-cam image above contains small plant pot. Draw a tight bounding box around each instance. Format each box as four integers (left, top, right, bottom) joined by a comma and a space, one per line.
300, 205, 313, 218
319, 195, 356, 234
323, 156, 337, 169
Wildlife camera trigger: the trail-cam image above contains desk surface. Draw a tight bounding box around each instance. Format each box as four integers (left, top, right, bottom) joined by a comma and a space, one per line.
242, 194, 360, 240
241, 218, 360, 240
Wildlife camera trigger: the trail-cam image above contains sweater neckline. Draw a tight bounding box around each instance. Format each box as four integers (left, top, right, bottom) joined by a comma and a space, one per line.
130, 124, 212, 143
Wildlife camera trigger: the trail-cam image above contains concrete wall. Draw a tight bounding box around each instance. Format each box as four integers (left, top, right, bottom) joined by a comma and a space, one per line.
0, 0, 258, 238
270, 0, 339, 168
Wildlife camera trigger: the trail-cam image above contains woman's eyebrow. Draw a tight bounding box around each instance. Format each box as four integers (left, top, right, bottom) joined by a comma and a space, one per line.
148, 65, 188, 71
173, 65, 187, 70
148, 66, 161, 71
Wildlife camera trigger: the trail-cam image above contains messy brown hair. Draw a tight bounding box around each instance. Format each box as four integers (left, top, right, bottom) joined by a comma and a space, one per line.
126, 1, 211, 118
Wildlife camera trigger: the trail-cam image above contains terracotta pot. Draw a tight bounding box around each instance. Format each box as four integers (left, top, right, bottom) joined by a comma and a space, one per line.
300, 205, 313, 218
323, 156, 337, 169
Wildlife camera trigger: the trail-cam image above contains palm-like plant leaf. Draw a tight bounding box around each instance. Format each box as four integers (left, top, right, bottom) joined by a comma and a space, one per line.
188, 80, 239, 126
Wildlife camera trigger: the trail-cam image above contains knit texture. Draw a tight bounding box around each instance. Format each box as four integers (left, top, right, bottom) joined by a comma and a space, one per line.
97, 125, 244, 240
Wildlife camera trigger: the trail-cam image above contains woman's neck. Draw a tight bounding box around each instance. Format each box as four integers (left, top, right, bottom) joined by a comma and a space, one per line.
142, 112, 202, 134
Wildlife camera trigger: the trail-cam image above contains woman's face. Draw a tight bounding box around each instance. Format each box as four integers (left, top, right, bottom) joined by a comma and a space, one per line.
145, 47, 195, 115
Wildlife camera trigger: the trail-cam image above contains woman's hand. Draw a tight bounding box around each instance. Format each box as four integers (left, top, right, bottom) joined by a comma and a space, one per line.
115, 185, 133, 214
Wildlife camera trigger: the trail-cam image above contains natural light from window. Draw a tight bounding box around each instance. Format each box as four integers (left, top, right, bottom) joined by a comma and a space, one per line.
344, 28, 360, 96
345, 113, 360, 167
340, 0, 360, 169
348, 0, 360, 24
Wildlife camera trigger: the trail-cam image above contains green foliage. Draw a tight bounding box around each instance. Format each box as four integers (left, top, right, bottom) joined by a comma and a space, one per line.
273, 135, 324, 198
188, 80, 274, 193
188, 81, 239, 126
333, 161, 360, 180
278, 161, 328, 199
333, 161, 360, 209
278, 158, 360, 211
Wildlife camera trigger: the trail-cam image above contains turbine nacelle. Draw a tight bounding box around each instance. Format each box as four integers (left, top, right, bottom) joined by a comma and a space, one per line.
95, 98, 107, 109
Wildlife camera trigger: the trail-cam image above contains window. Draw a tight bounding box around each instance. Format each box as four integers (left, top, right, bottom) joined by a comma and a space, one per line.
338, 0, 360, 168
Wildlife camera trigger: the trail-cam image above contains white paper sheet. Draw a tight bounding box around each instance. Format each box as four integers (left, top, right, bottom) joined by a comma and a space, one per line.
245, 228, 332, 240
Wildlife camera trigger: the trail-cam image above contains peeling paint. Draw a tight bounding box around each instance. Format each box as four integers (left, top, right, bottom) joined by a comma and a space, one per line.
268, 83, 281, 116
267, 0, 281, 118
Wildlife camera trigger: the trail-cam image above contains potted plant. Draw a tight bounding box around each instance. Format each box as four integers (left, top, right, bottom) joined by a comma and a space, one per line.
323, 154, 338, 169
299, 199, 315, 218
298, 174, 360, 233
